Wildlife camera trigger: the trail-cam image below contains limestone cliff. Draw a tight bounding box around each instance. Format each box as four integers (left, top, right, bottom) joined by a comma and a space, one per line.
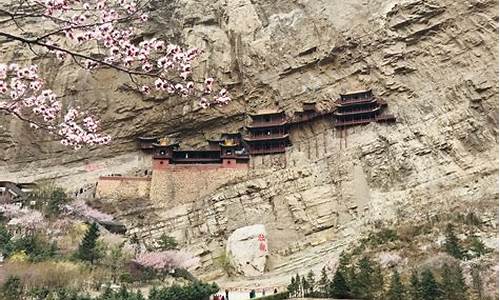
1, 0, 498, 292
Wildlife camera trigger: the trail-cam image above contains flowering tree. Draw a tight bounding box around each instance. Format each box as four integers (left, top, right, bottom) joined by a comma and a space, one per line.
0, 204, 47, 234
63, 199, 114, 222
133, 250, 200, 273
0, 0, 230, 148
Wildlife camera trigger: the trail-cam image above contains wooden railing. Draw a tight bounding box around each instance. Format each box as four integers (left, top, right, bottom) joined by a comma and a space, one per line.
336, 97, 377, 106
334, 106, 380, 116
247, 119, 288, 128
244, 133, 289, 141
248, 147, 286, 155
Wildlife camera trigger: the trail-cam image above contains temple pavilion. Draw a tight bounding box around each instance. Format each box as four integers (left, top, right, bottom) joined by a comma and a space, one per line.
243, 109, 291, 155
333, 89, 396, 127
152, 135, 248, 169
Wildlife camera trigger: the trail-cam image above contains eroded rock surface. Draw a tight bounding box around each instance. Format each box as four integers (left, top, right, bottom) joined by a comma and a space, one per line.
1, 0, 498, 292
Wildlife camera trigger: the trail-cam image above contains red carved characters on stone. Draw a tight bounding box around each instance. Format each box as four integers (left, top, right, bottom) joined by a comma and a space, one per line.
258, 233, 267, 252
259, 242, 267, 252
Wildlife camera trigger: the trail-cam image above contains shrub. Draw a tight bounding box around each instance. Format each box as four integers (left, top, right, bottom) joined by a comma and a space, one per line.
3, 261, 89, 291
215, 252, 235, 276
7, 234, 57, 262
28, 183, 70, 217
364, 227, 399, 246
2, 276, 23, 300
157, 234, 178, 250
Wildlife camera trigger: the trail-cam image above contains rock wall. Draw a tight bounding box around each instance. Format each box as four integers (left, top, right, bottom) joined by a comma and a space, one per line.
1, 0, 498, 290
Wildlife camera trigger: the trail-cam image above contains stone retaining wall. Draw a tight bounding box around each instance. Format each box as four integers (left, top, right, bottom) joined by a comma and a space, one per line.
96, 176, 151, 199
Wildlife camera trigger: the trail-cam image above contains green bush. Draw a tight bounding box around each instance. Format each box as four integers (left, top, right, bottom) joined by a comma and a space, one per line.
7, 234, 57, 262
2, 276, 23, 300
28, 183, 70, 217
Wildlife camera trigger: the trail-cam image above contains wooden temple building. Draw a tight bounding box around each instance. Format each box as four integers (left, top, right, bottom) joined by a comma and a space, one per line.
289, 101, 334, 126
151, 135, 249, 169
243, 110, 291, 155
334, 89, 396, 127
138, 88, 396, 164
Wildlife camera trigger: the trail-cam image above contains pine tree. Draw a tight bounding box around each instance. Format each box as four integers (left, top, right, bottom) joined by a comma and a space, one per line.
337, 251, 351, 275
372, 263, 385, 299
306, 270, 315, 295
287, 276, 296, 297
471, 264, 484, 300
136, 290, 145, 300
351, 256, 375, 299
295, 274, 302, 297
76, 222, 100, 264
420, 269, 442, 300
318, 266, 329, 296
409, 271, 422, 300
444, 223, 464, 259
387, 270, 405, 300
329, 269, 351, 299
148, 286, 159, 300
302, 276, 310, 297
442, 263, 467, 300
469, 235, 490, 258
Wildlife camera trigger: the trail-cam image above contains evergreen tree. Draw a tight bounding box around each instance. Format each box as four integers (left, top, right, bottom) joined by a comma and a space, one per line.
148, 286, 159, 300
468, 235, 490, 258
306, 270, 315, 295
99, 285, 113, 300
76, 222, 100, 264
441, 263, 467, 300
329, 269, 351, 299
420, 269, 442, 300
301, 276, 310, 297
157, 233, 178, 250
409, 271, 422, 300
295, 273, 302, 297
0, 224, 12, 254
444, 223, 464, 259
471, 264, 484, 300
318, 266, 329, 296
372, 263, 385, 299
351, 256, 375, 299
2, 276, 23, 300
118, 285, 129, 299
337, 251, 352, 275
287, 276, 296, 297
387, 270, 405, 300
135, 291, 145, 300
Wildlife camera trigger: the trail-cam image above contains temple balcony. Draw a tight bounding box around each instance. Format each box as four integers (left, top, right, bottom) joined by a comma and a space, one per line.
246, 119, 288, 128
243, 133, 289, 142
248, 146, 287, 155
336, 97, 377, 106
334, 106, 381, 116
334, 118, 374, 127
172, 158, 222, 164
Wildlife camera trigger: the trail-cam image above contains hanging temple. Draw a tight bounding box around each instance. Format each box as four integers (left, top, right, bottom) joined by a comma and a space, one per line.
137, 89, 396, 170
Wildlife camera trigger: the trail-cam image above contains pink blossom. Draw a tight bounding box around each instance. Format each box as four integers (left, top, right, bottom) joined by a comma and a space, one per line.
64, 200, 113, 223
133, 250, 199, 271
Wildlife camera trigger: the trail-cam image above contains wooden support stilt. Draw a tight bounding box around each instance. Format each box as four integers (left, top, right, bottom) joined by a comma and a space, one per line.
307, 141, 311, 159
345, 127, 348, 148
324, 131, 328, 155
315, 137, 319, 158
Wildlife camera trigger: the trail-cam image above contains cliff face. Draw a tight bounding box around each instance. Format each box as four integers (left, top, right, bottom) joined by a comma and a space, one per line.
1, 0, 498, 290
